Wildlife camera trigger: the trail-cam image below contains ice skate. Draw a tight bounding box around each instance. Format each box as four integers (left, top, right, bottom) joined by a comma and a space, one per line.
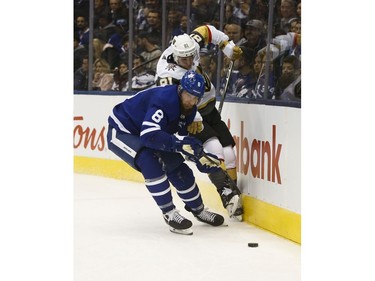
220, 187, 243, 221
163, 208, 193, 235
185, 206, 225, 226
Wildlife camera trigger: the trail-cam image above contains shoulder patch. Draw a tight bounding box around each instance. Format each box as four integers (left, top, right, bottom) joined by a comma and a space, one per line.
166, 63, 177, 71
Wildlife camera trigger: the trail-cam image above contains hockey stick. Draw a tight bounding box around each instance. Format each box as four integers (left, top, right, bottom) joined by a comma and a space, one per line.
218, 60, 234, 114
121, 55, 161, 77
250, 63, 265, 100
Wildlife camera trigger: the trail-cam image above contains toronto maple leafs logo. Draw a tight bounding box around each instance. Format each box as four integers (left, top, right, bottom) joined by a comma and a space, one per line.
187, 72, 195, 79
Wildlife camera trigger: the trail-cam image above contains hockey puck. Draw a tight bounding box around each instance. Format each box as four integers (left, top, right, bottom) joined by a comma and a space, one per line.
248, 243, 258, 247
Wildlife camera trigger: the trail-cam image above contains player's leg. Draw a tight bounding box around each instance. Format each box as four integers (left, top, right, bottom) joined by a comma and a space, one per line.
158, 151, 224, 226
107, 127, 192, 234
205, 108, 243, 220
193, 118, 243, 219
223, 145, 237, 183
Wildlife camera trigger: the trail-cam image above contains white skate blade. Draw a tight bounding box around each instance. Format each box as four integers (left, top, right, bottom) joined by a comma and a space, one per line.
169, 227, 193, 235
229, 214, 243, 222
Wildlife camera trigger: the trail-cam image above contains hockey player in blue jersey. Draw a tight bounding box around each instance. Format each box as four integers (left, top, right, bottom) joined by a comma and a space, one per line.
107, 70, 225, 235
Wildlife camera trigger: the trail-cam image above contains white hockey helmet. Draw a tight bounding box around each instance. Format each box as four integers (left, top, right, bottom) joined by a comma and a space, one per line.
171, 34, 196, 62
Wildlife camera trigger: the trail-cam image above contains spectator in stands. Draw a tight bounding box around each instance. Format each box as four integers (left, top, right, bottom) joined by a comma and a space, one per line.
199, 48, 217, 86
111, 60, 128, 91
180, 15, 188, 33
94, 0, 110, 29
120, 35, 143, 63
145, 0, 162, 9
224, 23, 247, 46
243, 19, 266, 62
92, 58, 114, 91
94, 12, 118, 43
145, 9, 162, 46
279, 75, 301, 101
275, 0, 297, 35
166, 9, 184, 44
290, 18, 301, 34
191, 0, 220, 28
220, 47, 256, 98
74, 56, 89, 90
250, 51, 276, 99
296, 0, 301, 20
274, 55, 301, 100
109, 0, 129, 25
137, 32, 162, 74
135, 0, 161, 32
75, 15, 90, 48
125, 55, 155, 91
101, 33, 123, 70
259, 26, 301, 61
74, 0, 89, 20
93, 37, 106, 61
247, 0, 268, 22
224, 3, 236, 25
166, 0, 187, 12
74, 35, 88, 72
232, 0, 250, 26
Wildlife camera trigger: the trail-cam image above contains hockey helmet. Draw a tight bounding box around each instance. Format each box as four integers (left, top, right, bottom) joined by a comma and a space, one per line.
179, 70, 205, 98
171, 34, 196, 61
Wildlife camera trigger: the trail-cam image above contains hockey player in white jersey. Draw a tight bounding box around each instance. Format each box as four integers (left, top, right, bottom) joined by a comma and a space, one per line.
155, 25, 244, 220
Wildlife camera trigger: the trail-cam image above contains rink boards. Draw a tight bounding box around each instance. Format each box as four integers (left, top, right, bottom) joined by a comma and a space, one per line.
74, 93, 301, 244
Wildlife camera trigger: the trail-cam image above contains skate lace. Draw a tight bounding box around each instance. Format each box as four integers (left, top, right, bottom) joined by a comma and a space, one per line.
167, 209, 185, 223
197, 209, 216, 222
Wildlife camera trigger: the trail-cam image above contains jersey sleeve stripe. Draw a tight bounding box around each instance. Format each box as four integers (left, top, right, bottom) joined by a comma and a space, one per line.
109, 112, 131, 133
140, 126, 160, 136
142, 121, 161, 128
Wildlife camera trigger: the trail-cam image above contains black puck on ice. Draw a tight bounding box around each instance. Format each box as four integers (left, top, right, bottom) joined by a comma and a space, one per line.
248, 243, 259, 247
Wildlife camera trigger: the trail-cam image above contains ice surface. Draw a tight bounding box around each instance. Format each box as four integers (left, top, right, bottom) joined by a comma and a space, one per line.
74, 173, 301, 281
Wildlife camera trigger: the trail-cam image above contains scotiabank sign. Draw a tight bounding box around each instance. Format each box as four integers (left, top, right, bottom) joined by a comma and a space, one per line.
74, 95, 300, 213
233, 122, 282, 184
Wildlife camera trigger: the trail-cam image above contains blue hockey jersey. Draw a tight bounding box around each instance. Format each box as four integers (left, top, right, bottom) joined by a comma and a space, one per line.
108, 85, 196, 152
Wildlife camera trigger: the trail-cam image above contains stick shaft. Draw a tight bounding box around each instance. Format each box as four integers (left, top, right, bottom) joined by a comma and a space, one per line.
218, 60, 234, 114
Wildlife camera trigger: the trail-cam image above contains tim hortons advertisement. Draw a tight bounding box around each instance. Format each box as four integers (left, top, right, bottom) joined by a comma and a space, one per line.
74, 95, 300, 213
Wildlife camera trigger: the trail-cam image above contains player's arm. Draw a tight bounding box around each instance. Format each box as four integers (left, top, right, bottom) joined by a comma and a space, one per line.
139, 106, 199, 153
140, 106, 219, 173
190, 25, 242, 60
139, 106, 177, 151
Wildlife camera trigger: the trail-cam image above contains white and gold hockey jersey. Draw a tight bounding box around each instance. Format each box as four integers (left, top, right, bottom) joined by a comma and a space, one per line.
155, 25, 231, 116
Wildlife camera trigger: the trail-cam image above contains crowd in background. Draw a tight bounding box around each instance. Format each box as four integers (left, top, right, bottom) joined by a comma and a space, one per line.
74, 0, 301, 102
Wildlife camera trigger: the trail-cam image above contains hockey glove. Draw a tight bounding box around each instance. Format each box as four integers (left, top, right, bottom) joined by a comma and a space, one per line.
232, 46, 243, 60
191, 151, 221, 174
220, 40, 243, 60
173, 136, 203, 158
187, 121, 204, 135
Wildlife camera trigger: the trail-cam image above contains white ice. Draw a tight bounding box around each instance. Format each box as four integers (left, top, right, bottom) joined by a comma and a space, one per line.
74, 173, 301, 281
